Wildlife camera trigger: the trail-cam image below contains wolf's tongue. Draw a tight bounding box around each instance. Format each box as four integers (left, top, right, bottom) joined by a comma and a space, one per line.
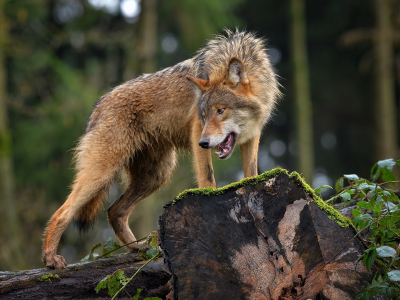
218, 133, 233, 157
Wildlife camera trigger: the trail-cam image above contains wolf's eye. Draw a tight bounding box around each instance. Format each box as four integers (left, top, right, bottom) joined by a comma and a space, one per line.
217, 108, 225, 115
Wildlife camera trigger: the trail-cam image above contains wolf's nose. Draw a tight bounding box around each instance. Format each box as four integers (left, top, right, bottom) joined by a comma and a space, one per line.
199, 138, 210, 149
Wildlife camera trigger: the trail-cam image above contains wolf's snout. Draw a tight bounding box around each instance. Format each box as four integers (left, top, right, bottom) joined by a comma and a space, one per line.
199, 138, 210, 149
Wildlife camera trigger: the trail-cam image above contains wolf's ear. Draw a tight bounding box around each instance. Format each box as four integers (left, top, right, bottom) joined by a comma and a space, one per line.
227, 57, 249, 87
186, 76, 209, 99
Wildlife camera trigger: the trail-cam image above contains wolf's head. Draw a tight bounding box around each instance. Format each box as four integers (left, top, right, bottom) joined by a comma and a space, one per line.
187, 57, 270, 160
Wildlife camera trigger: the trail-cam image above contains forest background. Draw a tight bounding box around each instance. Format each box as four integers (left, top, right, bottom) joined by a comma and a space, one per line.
0, 0, 399, 270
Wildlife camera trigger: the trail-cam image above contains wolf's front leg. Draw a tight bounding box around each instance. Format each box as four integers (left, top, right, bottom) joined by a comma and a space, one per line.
240, 132, 261, 178
191, 118, 216, 188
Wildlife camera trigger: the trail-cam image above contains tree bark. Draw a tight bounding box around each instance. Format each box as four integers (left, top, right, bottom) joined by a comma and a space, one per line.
0, 253, 170, 299
0, 1, 24, 270
159, 171, 372, 300
289, 0, 314, 184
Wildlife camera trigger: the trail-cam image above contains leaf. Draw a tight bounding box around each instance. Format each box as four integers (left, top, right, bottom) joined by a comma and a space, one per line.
362, 291, 370, 300
376, 246, 396, 257
387, 287, 394, 299
353, 214, 372, 228
381, 168, 396, 184
89, 243, 101, 260
146, 247, 158, 259
365, 249, 377, 271
150, 230, 158, 247
352, 209, 361, 218
376, 195, 384, 203
139, 241, 149, 252
95, 276, 109, 293
366, 282, 389, 289
116, 270, 129, 287
371, 163, 380, 182
387, 270, 400, 281
102, 238, 119, 258
397, 159, 400, 167
81, 243, 101, 262
107, 273, 121, 296
133, 288, 142, 300
340, 192, 351, 202
335, 178, 344, 192
386, 202, 398, 212
358, 183, 370, 190
357, 201, 367, 208
321, 185, 333, 189
81, 252, 99, 262
314, 187, 321, 194
378, 159, 396, 171
344, 174, 359, 181
387, 190, 400, 202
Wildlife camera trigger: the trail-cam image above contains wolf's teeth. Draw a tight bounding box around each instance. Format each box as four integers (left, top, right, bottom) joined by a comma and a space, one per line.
223, 149, 227, 153
215, 151, 221, 155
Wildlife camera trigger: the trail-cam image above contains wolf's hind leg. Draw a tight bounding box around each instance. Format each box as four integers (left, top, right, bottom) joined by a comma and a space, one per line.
107, 147, 177, 251
42, 163, 120, 269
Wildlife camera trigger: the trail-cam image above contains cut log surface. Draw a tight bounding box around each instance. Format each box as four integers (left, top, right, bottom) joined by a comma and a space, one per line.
0, 253, 170, 299
159, 169, 372, 300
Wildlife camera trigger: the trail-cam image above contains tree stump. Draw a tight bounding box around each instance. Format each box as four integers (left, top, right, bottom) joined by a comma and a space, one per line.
0, 253, 170, 299
159, 168, 372, 300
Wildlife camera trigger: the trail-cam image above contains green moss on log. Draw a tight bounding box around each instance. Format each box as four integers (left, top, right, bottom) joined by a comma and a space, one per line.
38, 274, 60, 282
166, 167, 352, 228
171, 168, 288, 204
288, 171, 352, 228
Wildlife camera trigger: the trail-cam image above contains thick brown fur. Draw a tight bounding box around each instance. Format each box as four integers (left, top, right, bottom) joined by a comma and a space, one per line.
42, 29, 281, 269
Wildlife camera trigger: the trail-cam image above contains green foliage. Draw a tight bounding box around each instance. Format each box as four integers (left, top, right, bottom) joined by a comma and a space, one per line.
329, 159, 400, 299
94, 269, 129, 296
139, 231, 159, 260
132, 289, 161, 300
81, 238, 121, 262
95, 232, 162, 299
81, 243, 101, 262
314, 184, 332, 196
102, 238, 120, 258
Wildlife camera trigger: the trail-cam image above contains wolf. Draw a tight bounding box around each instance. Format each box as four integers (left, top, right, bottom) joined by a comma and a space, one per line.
42, 29, 280, 269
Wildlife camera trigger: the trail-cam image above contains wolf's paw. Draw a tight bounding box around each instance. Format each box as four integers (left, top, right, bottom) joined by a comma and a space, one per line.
44, 254, 67, 270
127, 240, 148, 253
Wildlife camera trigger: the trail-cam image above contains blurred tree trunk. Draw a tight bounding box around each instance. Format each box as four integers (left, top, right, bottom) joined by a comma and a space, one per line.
130, 0, 158, 238
136, 0, 157, 74
374, 0, 398, 161
289, 0, 314, 184
0, 3, 24, 269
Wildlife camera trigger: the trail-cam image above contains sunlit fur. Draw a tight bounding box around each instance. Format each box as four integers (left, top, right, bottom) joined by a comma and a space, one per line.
42, 29, 280, 269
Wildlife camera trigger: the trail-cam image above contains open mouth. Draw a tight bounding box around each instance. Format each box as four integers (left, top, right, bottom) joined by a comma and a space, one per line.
215, 133, 236, 159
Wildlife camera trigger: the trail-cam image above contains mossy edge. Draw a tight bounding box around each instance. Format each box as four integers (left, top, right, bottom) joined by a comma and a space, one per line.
288, 171, 352, 228
166, 167, 352, 228
38, 273, 60, 282
168, 167, 288, 205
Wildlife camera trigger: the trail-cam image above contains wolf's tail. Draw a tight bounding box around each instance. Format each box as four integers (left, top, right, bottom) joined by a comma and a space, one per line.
73, 188, 109, 234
